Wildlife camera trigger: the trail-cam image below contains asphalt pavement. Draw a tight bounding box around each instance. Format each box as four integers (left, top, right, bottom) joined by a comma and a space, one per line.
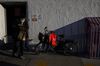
0, 50, 100, 66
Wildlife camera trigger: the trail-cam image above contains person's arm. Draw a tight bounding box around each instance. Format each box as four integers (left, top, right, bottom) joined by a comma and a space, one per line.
49, 34, 52, 43
18, 24, 23, 26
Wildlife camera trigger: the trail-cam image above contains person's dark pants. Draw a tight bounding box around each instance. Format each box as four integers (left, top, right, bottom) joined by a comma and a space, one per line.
45, 42, 49, 52
18, 40, 24, 57
43, 40, 50, 52
24, 40, 30, 51
35, 40, 43, 51
12, 40, 24, 57
12, 44, 17, 56
12, 39, 18, 56
42, 42, 46, 51
46, 43, 56, 53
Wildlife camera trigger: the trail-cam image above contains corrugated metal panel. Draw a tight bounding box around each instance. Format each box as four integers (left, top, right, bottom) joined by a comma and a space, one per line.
87, 17, 95, 58
96, 17, 100, 57
87, 17, 100, 58
55, 17, 100, 58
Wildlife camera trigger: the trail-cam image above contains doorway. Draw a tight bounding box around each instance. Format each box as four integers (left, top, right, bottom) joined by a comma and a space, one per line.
0, 2, 28, 43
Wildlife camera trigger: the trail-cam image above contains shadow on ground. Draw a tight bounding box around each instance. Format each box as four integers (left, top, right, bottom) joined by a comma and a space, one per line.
0, 61, 20, 66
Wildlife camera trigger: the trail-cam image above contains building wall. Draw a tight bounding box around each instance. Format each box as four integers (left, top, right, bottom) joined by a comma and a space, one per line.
29, 0, 100, 44
0, 0, 100, 44
0, 0, 27, 2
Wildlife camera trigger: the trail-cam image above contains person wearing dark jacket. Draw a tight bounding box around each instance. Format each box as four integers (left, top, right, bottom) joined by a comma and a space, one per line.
43, 27, 49, 52
12, 17, 28, 59
35, 32, 44, 52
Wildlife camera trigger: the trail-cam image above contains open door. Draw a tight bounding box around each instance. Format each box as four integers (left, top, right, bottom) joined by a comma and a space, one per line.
0, 4, 7, 43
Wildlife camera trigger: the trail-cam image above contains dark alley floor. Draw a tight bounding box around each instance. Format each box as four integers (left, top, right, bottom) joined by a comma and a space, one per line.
0, 50, 100, 66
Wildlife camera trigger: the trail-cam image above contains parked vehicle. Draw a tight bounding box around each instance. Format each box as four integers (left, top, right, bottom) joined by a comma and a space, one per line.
55, 35, 78, 55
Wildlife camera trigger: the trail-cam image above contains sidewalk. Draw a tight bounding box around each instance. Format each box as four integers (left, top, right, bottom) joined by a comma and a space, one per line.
0, 50, 100, 66
81, 58, 100, 66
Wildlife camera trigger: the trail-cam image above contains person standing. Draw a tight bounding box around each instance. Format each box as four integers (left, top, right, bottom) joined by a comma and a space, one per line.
12, 18, 20, 57
43, 27, 49, 52
35, 32, 44, 53
12, 17, 28, 59
18, 17, 28, 59
49, 31, 57, 52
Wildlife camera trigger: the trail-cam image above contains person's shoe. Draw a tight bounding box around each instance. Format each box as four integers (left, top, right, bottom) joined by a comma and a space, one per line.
12, 54, 16, 57
12, 53, 17, 57
19, 56, 25, 60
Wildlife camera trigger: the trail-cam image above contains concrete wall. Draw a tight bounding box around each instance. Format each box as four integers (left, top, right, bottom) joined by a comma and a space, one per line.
29, 0, 100, 43
0, 0, 27, 2
0, 0, 100, 44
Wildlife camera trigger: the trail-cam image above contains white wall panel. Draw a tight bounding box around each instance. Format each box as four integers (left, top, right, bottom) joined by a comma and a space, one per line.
0, 4, 7, 43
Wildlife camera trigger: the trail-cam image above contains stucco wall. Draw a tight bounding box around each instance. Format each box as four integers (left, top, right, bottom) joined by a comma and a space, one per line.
28, 0, 100, 43
0, 0, 100, 44
0, 0, 27, 2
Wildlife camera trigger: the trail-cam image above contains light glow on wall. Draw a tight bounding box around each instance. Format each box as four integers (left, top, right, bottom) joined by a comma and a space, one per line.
0, 4, 7, 43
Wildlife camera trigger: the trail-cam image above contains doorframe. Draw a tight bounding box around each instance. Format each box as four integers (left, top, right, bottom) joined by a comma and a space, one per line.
0, 1, 29, 43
